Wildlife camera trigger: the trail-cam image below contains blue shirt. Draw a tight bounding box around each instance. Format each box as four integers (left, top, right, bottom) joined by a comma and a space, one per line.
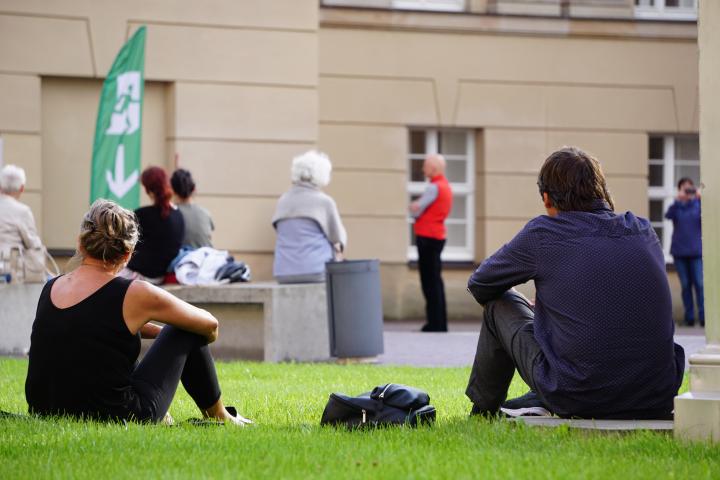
468, 201, 685, 418
665, 198, 702, 258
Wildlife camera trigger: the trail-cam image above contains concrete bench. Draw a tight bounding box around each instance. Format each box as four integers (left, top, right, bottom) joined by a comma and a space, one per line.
164, 282, 330, 362
512, 417, 673, 431
0, 282, 331, 363
0, 283, 44, 356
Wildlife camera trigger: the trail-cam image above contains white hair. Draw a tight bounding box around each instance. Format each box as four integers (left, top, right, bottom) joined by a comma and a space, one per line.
0, 164, 26, 193
291, 150, 332, 188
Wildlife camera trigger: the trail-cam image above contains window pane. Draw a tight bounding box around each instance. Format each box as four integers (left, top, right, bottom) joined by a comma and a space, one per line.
410, 159, 425, 182
409, 223, 416, 247
649, 200, 665, 222
448, 195, 467, 219
676, 136, 699, 161
674, 165, 700, 185
665, 0, 680, 7
446, 224, 466, 248
439, 131, 466, 155
649, 137, 664, 159
649, 164, 664, 187
446, 160, 467, 183
410, 131, 425, 154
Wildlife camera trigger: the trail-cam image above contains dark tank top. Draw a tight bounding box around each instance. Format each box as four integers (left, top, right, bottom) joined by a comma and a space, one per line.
25, 276, 141, 420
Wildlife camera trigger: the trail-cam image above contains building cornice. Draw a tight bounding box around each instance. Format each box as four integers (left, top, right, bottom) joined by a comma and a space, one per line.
319, 7, 697, 41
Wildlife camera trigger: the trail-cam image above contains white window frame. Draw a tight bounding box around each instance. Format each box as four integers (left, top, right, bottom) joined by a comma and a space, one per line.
407, 129, 475, 262
648, 135, 700, 263
393, 0, 465, 11
634, 0, 697, 20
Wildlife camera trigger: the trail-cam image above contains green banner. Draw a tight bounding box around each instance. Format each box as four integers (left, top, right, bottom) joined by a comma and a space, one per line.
90, 26, 146, 209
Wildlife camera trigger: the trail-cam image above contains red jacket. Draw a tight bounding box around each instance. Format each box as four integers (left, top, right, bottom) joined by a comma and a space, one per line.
414, 174, 452, 240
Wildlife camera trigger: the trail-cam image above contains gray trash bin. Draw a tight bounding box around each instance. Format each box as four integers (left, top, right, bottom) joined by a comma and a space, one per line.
326, 259, 384, 358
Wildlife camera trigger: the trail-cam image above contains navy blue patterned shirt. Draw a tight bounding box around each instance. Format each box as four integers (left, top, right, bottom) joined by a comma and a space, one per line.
468, 200, 685, 417
665, 198, 702, 258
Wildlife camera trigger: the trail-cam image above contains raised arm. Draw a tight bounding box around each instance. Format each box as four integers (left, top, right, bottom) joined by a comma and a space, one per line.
123, 280, 219, 342
665, 201, 679, 221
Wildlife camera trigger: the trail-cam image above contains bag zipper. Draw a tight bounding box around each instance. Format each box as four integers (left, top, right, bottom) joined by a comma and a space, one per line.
330, 393, 369, 425
379, 383, 393, 399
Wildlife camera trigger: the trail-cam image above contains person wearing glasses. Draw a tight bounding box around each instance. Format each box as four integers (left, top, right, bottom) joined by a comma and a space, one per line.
665, 177, 704, 327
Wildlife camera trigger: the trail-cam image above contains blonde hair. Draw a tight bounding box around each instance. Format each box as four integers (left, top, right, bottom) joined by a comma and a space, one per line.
76, 199, 139, 266
290, 150, 332, 188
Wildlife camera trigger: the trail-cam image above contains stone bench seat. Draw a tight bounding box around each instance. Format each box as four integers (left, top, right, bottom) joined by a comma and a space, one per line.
511, 417, 674, 431
0, 282, 331, 363
163, 282, 330, 362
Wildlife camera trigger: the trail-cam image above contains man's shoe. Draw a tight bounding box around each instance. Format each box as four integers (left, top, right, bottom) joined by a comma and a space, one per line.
500, 391, 552, 417
469, 404, 499, 418
420, 324, 448, 332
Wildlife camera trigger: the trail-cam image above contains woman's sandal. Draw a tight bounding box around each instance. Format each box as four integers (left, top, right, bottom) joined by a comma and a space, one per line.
186, 406, 253, 427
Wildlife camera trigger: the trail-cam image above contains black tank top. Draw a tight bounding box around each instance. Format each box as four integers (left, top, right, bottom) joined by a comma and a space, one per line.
25, 276, 141, 420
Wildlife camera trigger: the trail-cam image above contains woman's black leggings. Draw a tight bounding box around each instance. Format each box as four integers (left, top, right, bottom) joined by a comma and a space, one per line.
130, 325, 221, 423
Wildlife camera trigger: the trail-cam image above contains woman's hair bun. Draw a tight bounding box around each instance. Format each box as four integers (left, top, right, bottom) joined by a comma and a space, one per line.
78, 199, 139, 265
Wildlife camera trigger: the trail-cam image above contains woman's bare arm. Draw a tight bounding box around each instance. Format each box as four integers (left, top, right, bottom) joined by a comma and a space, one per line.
123, 281, 219, 342
139, 322, 163, 339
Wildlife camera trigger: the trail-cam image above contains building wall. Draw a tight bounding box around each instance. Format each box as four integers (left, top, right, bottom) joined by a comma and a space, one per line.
0, 2, 698, 321
0, 0, 319, 259
318, 8, 698, 319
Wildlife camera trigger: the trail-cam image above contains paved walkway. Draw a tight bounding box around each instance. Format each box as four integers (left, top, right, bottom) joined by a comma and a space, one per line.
378, 320, 707, 370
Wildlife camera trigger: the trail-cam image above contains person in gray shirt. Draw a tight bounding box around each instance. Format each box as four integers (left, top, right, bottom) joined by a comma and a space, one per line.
171, 169, 214, 248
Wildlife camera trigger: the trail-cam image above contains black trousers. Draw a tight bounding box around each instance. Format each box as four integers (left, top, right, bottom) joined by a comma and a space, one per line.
416, 235, 447, 331
131, 325, 221, 423
465, 290, 543, 413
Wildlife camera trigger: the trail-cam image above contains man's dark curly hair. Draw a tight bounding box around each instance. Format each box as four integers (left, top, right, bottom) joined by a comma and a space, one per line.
537, 147, 614, 212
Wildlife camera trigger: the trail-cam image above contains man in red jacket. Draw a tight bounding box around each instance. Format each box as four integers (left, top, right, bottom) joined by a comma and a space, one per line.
410, 154, 453, 332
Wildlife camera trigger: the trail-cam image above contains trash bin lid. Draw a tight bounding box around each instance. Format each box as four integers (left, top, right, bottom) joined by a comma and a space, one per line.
326, 259, 379, 274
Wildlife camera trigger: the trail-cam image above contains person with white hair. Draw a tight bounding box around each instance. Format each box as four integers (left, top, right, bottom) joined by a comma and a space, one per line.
271, 150, 347, 283
0, 164, 43, 279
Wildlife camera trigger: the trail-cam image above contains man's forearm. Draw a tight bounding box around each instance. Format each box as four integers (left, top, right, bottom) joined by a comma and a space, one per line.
467, 281, 512, 306
411, 184, 438, 218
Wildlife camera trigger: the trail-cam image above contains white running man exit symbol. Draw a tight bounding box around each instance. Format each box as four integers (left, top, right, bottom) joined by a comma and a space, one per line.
105, 71, 141, 199
106, 72, 141, 135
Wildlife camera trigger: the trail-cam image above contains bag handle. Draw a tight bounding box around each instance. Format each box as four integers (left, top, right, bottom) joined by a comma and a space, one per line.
44, 248, 60, 278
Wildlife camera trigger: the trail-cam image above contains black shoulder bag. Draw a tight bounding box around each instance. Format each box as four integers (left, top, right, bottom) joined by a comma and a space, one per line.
320, 383, 436, 428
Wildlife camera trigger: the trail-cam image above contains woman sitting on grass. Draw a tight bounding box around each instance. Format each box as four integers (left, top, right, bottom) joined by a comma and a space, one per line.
24, 199, 251, 425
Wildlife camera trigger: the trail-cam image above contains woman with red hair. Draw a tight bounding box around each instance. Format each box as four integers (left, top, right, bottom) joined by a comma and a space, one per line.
120, 166, 184, 284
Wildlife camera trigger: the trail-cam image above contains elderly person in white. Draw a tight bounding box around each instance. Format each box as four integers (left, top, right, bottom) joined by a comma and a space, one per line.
0, 165, 43, 275
272, 150, 347, 284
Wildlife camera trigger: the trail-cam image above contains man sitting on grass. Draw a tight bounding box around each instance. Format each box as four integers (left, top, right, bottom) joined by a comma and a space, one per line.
466, 147, 685, 420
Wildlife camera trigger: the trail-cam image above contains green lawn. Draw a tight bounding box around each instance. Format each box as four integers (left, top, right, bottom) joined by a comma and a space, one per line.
0, 358, 716, 479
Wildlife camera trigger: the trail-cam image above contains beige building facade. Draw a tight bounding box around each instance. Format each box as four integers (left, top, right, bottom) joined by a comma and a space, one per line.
0, 0, 699, 319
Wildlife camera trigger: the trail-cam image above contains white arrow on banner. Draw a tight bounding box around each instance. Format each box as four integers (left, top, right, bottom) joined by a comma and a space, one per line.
106, 144, 139, 199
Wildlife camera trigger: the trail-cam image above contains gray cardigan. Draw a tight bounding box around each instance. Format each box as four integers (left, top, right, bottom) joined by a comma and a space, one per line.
271, 182, 347, 248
